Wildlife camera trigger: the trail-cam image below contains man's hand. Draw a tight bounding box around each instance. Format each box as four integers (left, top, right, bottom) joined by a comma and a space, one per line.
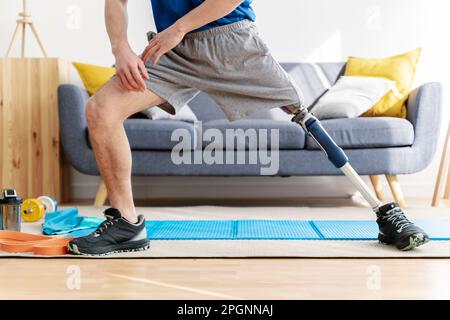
141, 24, 186, 65
140, 0, 243, 65
105, 0, 148, 92
114, 45, 149, 92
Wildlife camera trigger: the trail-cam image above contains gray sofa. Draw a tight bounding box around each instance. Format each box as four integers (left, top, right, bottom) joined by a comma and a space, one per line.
58, 62, 443, 203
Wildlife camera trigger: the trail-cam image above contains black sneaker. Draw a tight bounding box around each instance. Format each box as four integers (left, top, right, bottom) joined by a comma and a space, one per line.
67, 208, 150, 256
376, 202, 429, 251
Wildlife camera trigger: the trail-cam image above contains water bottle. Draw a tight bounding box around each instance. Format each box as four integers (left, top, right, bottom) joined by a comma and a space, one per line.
0, 189, 23, 231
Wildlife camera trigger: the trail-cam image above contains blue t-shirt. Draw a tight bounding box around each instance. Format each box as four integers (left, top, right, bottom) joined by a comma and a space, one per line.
150, 0, 255, 32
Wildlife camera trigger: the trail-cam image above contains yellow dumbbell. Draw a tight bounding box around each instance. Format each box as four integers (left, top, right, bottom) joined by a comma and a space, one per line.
22, 198, 45, 222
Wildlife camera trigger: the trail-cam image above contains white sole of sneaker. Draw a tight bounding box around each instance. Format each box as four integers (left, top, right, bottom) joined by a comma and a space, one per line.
67, 242, 150, 256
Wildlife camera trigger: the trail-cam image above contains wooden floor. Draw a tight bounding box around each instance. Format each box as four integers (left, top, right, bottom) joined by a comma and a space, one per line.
1, 198, 449, 300
2, 258, 450, 299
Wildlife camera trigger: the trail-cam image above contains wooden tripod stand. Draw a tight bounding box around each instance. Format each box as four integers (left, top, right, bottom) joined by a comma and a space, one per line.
5, 0, 47, 58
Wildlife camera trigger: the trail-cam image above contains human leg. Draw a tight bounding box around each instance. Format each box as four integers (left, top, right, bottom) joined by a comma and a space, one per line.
85, 77, 165, 222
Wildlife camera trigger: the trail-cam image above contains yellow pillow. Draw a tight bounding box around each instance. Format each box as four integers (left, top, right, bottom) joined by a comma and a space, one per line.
344, 48, 421, 118
72, 62, 115, 96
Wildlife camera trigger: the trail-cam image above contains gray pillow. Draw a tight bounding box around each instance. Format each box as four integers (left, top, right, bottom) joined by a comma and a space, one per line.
247, 108, 293, 121
310, 76, 396, 120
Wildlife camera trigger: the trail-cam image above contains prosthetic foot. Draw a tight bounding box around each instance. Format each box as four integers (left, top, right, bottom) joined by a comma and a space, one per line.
288, 105, 429, 251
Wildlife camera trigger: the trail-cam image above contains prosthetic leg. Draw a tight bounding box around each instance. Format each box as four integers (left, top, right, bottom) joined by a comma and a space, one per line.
288, 104, 429, 250
289, 105, 381, 210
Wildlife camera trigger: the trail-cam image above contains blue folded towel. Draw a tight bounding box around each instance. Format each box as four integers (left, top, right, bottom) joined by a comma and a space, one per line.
42, 207, 104, 236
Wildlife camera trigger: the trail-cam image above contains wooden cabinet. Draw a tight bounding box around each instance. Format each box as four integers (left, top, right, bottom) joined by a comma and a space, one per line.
0, 58, 71, 203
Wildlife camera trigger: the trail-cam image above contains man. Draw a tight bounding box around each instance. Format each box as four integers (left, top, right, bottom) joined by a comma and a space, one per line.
68, 0, 428, 255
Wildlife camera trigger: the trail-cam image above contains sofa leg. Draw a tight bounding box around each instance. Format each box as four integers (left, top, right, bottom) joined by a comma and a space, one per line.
94, 180, 108, 207
385, 175, 407, 208
445, 171, 450, 199
369, 175, 384, 201
432, 122, 450, 206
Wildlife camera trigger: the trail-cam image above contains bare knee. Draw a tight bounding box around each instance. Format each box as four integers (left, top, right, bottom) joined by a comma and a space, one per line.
85, 96, 123, 131
85, 96, 101, 129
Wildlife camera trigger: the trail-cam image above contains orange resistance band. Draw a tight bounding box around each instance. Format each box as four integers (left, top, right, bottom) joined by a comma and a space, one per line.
0, 230, 73, 255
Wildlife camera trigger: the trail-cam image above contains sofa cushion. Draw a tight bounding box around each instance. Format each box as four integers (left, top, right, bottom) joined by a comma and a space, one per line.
86, 119, 196, 151
203, 119, 306, 150
125, 119, 196, 151
305, 117, 414, 150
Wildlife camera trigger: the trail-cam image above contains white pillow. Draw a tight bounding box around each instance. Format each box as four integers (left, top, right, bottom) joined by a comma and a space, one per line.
310, 76, 396, 120
142, 104, 198, 122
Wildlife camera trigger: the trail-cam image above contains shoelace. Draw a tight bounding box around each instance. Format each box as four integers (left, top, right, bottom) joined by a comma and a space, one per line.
382, 207, 413, 232
94, 219, 115, 235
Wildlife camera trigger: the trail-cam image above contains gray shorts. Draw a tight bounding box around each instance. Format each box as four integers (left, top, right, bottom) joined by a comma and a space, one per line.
145, 20, 304, 121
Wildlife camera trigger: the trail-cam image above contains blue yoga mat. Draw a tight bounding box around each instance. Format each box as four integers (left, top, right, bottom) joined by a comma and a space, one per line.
312, 220, 450, 240
312, 220, 379, 240
146, 220, 235, 240
44, 208, 450, 241
144, 220, 450, 241
236, 220, 320, 240
146, 220, 321, 240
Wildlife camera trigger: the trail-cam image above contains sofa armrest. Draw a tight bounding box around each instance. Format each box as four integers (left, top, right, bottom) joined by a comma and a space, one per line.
406, 82, 443, 169
58, 84, 93, 172
407, 82, 443, 143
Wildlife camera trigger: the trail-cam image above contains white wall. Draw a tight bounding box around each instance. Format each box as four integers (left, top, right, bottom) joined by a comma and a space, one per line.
1, 0, 448, 200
